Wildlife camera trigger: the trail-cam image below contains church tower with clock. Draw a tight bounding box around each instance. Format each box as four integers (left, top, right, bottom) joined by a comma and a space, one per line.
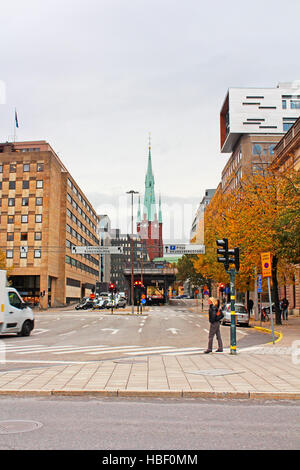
137, 140, 163, 261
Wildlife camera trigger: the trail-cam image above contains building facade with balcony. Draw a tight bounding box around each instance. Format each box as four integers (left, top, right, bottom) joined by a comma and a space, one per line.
220, 82, 300, 192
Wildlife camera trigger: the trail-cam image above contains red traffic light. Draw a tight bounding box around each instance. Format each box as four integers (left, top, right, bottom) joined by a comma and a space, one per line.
134, 280, 143, 287
109, 283, 116, 291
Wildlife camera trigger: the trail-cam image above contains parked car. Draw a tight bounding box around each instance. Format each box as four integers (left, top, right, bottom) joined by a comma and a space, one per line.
116, 296, 127, 308
221, 303, 249, 326
92, 297, 108, 309
75, 297, 94, 310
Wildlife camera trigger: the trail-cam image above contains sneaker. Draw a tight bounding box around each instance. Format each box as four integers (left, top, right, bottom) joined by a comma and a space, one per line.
215, 349, 223, 352
203, 350, 212, 354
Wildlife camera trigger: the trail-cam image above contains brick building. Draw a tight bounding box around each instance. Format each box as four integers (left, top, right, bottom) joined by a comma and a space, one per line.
273, 117, 300, 315
0, 141, 100, 308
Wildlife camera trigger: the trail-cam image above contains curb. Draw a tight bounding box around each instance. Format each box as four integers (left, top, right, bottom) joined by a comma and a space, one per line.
253, 326, 283, 343
0, 389, 299, 400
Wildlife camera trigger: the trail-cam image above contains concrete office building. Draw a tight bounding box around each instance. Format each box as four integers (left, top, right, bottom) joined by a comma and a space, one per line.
0, 140, 100, 308
220, 82, 300, 192
190, 189, 216, 243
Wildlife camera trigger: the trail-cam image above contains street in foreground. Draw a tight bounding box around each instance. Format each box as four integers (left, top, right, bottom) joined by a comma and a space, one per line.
0, 396, 299, 450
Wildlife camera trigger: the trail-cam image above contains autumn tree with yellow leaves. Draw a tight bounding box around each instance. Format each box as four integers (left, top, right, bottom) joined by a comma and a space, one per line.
193, 169, 300, 324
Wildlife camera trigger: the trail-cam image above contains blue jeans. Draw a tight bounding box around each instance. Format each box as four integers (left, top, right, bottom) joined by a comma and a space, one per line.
282, 308, 288, 320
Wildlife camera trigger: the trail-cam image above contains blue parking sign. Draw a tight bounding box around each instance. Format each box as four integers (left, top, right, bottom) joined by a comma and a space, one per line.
258, 274, 263, 293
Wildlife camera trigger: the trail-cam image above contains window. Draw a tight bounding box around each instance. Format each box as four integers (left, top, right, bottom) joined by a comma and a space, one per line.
35, 214, 42, 223
7, 233, 14, 241
269, 145, 276, 155
34, 249, 41, 258
34, 232, 42, 240
10, 164, 16, 172
37, 163, 44, 172
36, 180, 43, 189
22, 197, 29, 206
9, 181, 16, 190
22, 180, 29, 189
8, 291, 22, 308
8, 198, 15, 206
0, 164, 2, 173
291, 100, 300, 109
282, 100, 287, 109
21, 214, 28, 223
20, 233, 28, 241
283, 118, 297, 132
23, 163, 30, 172
20, 249, 27, 259
36, 197, 43, 206
6, 249, 13, 258
252, 144, 262, 155
7, 215, 14, 224
0, 182, 2, 190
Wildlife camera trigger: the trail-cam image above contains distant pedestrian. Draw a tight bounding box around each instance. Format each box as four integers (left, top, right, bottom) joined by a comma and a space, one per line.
204, 297, 223, 353
281, 297, 289, 321
248, 299, 253, 316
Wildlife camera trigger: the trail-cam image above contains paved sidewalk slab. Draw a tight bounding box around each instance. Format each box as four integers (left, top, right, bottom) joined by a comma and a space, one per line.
0, 351, 299, 399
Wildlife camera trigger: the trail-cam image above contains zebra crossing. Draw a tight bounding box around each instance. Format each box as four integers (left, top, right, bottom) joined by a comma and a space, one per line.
2, 342, 206, 358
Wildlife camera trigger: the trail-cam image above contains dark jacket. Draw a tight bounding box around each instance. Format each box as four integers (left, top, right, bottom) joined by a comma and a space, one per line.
209, 305, 219, 324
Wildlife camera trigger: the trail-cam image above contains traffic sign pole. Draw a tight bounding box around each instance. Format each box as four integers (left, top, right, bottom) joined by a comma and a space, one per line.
229, 268, 237, 355
261, 253, 275, 344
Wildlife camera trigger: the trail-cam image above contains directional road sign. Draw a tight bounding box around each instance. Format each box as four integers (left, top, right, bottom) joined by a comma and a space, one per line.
71, 245, 124, 255
163, 244, 205, 255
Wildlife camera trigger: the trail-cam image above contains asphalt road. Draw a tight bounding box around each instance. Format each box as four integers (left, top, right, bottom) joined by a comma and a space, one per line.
0, 396, 299, 450
0, 301, 269, 371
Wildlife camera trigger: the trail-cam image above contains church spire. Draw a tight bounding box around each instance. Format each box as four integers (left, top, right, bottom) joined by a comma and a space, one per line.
144, 134, 156, 221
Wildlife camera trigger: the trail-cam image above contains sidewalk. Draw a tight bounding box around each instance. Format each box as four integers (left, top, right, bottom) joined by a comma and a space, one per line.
0, 317, 299, 400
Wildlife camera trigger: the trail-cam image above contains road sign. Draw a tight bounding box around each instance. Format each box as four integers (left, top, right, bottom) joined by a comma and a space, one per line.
261, 252, 272, 278
71, 245, 124, 255
163, 244, 205, 255
258, 274, 263, 293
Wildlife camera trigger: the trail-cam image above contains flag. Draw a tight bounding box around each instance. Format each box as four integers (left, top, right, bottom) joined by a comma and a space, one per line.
15, 109, 19, 128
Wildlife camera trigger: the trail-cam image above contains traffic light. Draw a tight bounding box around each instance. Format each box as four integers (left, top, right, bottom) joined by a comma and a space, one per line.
217, 238, 229, 270
217, 239, 239, 273
109, 282, 117, 293
234, 247, 240, 273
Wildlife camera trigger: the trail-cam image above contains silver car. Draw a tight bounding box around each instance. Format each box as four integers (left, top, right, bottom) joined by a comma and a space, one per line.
222, 303, 249, 326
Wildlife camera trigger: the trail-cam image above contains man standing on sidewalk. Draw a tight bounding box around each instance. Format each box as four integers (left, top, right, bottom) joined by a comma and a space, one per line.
204, 297, 223, 353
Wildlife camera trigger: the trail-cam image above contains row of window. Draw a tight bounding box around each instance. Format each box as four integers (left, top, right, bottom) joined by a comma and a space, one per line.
67, 178, 98, 223
6, 248, 41, 259
3, 197, 43, 207
67, 192, 97, 233
6, 232, 42, 241
282, 99, 300, 109
65, 255, 99, 277
252, 143, 276, 156
0, 180, 43, 190
4, 214, 42, 224
0, 162, 44, 173
66, 208, 98, 244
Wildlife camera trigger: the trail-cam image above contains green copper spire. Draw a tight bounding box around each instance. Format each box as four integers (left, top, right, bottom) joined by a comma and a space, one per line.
143, 140, 156, 221
158, 193, 162, 223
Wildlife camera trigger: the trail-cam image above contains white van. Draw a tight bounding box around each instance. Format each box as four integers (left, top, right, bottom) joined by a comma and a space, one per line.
0, 270, 35, 336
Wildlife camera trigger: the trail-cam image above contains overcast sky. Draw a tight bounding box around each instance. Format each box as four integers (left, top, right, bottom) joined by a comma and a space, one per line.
1, 0, 299, 240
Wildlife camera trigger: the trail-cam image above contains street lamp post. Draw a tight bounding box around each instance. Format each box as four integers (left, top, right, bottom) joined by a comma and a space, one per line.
126, 190, 139, 314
